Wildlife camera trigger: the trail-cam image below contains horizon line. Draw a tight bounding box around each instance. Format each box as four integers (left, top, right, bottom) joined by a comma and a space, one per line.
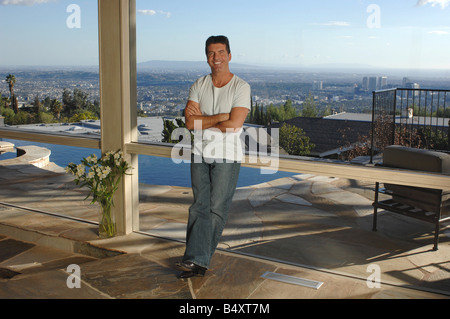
0, 61, 450, 75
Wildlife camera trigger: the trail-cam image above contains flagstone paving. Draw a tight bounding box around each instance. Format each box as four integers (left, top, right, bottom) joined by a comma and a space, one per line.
0, 160, 449, 299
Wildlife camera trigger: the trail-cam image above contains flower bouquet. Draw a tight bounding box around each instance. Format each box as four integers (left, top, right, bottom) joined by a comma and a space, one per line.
66, 150, 132, 238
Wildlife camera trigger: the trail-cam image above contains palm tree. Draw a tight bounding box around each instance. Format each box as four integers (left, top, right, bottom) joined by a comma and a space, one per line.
5, 74, 18, 113
50, 99, 63, 120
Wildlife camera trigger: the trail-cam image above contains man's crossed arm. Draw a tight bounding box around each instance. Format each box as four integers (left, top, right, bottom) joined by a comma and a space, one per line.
184, 100, 249, 133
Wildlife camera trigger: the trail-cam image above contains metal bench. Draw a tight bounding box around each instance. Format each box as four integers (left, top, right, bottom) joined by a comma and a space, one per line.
372, 145, 450, 251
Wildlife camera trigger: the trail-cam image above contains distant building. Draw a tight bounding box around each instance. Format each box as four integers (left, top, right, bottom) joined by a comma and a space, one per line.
402, 77, 411, 87
362, 77, 369, 91
378, 76, 387, 89
362, 76, 387, 92
405, 82, 420, 89
404, 82, 420, 97
368, 77, 377, 92
312, 80, 323, 90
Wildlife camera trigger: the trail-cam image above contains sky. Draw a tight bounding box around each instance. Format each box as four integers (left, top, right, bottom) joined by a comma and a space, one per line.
0, 0, 449, 71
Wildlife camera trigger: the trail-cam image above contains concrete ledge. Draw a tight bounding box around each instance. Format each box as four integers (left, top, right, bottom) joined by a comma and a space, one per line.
0, 223, 123, 259
0, 141, 14, 152
0, 145, 51, 168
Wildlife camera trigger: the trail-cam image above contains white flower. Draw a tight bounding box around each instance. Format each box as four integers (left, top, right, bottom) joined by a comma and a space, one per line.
106, 150, 117, 161
100, 166, 111, 179
65, 165, 74, 174
76, 164, 85, 177
67, 150, 131, 210
86, 154, 98, 163
87, 170, 95, 179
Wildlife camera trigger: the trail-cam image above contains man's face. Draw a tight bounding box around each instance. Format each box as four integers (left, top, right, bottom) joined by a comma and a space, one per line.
206, 43, 231, 72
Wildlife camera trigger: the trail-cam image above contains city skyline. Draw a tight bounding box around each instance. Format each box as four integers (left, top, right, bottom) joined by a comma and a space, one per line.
0, 0, 449, 71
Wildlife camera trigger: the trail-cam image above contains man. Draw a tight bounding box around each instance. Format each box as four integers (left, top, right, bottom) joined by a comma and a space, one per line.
177, 35, 251, 279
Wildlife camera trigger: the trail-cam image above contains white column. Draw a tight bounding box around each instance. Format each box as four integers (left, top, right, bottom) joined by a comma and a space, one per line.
98, 0, 138, 235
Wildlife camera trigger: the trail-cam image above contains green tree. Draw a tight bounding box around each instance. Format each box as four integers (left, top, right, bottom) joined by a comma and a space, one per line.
32, 95, 43, 123
301, 94, 317, 118
282, 99, 297, 119
62, 88, 97, 118
11, 110, 32, 125
5, 74, 18, 113
321, 106, 332, 117
68, 110, 98, 123
266, 103, 282, 122
1, 107, 15, 124
265, 99, 298, 123
62, 88, 73, 115
50, 99, 63, 120
42, 96, 52, 111
162, 118, 189, 143
279, 123, 315, 156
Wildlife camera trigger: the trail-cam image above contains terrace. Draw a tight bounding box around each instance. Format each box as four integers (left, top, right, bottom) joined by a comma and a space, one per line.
0, 0, 449, 300
1, 154, 449, 299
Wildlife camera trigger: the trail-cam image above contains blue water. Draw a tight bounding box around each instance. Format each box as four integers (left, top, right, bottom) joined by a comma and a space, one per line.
1, 138, 298, 187
0, 150, 17, 160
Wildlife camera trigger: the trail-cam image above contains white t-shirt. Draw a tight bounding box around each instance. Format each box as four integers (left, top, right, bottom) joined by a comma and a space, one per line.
188, 74, 251, 162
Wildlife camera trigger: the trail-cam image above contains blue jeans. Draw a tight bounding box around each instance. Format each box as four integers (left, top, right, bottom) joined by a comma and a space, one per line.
182, 157, 241, 269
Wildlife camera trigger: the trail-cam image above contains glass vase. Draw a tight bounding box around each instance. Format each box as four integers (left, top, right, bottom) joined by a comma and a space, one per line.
98, 200, 116, 238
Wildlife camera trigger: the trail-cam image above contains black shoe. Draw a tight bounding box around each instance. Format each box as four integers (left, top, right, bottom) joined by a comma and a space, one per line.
176, 261, 207, 277
177, 270, 203, 279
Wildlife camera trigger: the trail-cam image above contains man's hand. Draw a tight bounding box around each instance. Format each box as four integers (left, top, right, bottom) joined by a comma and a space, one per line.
213, 107, 249, 133
185, 102, 202, 117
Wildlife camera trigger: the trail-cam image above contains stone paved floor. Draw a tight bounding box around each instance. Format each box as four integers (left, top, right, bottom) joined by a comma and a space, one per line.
140, 174, 450, 295
0, 160, 449, 299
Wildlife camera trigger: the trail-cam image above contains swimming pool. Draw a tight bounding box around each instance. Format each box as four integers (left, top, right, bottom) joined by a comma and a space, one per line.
2, 138, 298, 187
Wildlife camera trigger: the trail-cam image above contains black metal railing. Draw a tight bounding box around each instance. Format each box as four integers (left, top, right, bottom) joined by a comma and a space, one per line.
371, 88, 450, 162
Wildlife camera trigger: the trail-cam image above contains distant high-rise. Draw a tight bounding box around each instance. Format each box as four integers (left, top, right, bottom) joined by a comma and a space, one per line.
362, 77, 369, 91
405, 82, 420, 97
378, 76, 387, 89
402, 77, 411, 87
368, 77, 377, 92
312, 80, 323, 90
406, 82, 420, 89
362, 75, 387, 91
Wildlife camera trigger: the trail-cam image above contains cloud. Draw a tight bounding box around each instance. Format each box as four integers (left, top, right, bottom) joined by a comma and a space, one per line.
0, 0, 54, 5
428, 30, 449, 35
416, 0, 450, 8
315, 21, 351, 27
138, 9, 156, 15
138, 9, 171, 18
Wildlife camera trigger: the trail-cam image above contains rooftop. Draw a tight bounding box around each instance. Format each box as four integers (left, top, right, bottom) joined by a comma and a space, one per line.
3, 117, 166, 144
270, 116, 372, 157
325, 112, 450, 127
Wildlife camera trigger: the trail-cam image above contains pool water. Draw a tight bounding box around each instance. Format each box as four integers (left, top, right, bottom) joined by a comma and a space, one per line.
1, 139, 298, 187
0, 150, 17, 160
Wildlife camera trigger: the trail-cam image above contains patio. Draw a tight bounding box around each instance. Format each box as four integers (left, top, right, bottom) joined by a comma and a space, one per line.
0, 158, 449, 299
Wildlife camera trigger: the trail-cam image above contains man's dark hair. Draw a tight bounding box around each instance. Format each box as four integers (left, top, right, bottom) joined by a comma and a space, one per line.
205, 35, 231, 55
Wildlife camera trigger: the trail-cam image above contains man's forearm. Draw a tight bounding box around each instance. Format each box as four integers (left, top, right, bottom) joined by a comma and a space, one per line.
212, 107, 249, 133
186, 113, 229, 131
213, 120, 241, 133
